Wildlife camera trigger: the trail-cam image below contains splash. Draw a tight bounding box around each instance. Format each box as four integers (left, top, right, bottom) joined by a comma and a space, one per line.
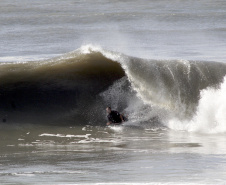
168, 76, 226, 133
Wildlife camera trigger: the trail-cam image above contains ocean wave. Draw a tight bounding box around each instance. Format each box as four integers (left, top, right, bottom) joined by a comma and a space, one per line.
0, 45, 226, 132
0, 46, 125, 124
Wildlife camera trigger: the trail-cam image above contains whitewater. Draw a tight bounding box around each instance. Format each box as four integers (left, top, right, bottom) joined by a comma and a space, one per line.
1, 0, 226, 184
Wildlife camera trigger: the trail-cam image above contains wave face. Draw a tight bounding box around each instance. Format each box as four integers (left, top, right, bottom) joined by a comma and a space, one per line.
0, 47, 125, 124
1, 45, 226, 130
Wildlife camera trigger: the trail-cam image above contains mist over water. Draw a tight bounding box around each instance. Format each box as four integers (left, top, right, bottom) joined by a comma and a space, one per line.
1, 0, 226, 184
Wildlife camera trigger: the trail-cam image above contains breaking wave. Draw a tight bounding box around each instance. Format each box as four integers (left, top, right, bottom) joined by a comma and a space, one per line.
1, 45, 226, 133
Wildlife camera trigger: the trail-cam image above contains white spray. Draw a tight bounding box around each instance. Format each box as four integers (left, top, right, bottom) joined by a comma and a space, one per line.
168, 76, 226, 133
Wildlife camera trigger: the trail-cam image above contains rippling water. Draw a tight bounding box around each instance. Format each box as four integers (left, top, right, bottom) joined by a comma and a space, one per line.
1, 124, 226, 184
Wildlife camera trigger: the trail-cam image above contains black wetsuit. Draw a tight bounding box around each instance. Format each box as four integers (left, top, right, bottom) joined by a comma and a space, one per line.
107, 110, 122, 124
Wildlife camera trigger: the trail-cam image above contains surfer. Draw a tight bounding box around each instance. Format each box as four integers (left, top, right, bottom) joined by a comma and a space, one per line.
106, 107, 125, 126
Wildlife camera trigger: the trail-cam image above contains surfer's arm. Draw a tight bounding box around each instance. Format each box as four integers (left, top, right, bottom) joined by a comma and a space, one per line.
120, 114, 124, 122
106, 121, 112, 126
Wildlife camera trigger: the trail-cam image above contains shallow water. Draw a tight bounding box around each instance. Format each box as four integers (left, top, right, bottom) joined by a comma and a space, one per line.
1, 124, 226, 184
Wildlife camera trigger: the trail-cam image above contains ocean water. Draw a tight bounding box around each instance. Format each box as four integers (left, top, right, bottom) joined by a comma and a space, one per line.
1, 0, 226, 184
